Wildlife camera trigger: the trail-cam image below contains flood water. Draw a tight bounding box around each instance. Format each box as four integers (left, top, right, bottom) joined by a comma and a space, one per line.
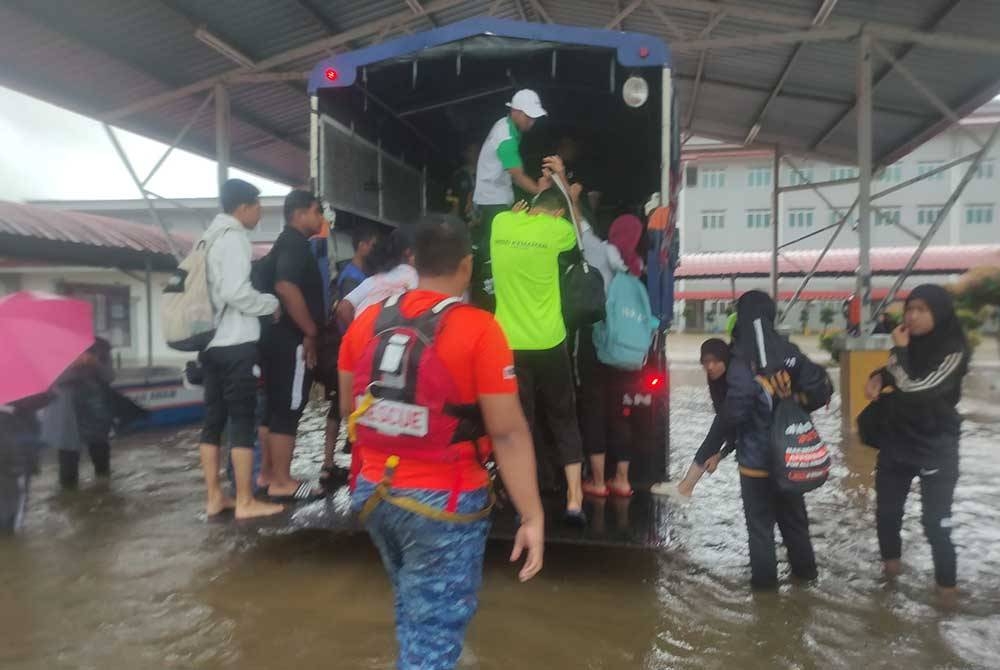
3, 368, 1000, 669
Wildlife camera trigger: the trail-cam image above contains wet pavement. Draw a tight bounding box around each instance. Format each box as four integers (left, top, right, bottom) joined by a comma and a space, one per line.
2, 369, 1000, 669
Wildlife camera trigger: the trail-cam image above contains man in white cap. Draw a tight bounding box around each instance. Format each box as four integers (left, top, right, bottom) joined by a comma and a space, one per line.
471, 89, 554, 311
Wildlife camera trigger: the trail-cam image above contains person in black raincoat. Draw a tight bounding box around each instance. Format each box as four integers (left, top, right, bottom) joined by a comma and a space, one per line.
0, 393, 49, 534
716, 291, 833, 589
864, 284, 970, 597
675, 338, 734, 497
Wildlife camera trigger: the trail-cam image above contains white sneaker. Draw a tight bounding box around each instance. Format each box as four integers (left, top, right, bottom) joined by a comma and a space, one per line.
649, 481, 674, 496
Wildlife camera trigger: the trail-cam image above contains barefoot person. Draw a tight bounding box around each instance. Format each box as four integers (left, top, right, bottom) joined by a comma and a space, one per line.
339, 216, 545, 669
675, 338, 733, 497
865, 284, 970, 600
198, 179, 283, 520
259, 190, 327, 503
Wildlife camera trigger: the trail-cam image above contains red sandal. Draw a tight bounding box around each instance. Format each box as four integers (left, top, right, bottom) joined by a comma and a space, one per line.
582, 480, 610, 498
607, 482, 634, 498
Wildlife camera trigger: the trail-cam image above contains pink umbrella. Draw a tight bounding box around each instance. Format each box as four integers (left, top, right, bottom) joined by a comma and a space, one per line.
0, 291, 94, 405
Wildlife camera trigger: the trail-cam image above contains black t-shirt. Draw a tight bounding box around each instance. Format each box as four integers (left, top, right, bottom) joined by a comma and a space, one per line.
272, 226, 325, 338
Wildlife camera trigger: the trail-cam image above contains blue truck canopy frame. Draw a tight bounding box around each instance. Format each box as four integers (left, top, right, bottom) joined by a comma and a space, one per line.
308, 17, 670, 93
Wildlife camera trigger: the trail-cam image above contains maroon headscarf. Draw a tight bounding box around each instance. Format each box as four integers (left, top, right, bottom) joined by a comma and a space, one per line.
609, 214, 643, 276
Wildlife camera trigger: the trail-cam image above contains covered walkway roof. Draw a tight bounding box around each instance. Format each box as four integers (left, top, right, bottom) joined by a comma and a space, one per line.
0, 201, 193, 272
676, 244, 1000, 280
3, 1, 1000, 187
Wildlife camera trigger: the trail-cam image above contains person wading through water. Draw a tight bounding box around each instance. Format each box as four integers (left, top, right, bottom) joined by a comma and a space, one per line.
720, 291, 833, 589
338, 215, 545, 670
865, 284, 970, 602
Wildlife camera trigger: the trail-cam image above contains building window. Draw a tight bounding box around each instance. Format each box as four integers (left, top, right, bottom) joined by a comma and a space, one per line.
61, 283, 131, 348
786, 167, 814, 186
788, 208, 814, 228
974, 160, 995, 180
965, 204, 994, 225
700, 168, 726, 189
685, 165, 699, 187
747, 166, 772, 188
875, 163, 903, 182
829, 166, 859, 181
917, 205, 944, 225
830, 208, 852, 226
917, 161, 945, 181
746, 209, 771, 228
701, 211, 726, 229
875, 207, 902, 226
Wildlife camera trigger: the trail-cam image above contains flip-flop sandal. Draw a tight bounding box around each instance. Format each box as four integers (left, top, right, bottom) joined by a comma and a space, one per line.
319, 465, 349, 490
582, 480, 610, 498
607, 483, 635, 498
267, 481, 326, 504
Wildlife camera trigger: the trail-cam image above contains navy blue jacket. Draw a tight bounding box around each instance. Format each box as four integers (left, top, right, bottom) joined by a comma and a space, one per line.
719, 343, 833, 471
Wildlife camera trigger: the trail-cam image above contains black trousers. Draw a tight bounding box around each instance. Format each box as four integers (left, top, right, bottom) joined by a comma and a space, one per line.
514, 343, 584, 468
740, 474, 818, 589
576, 327, 637, 463
58, 442, 111, 488
200, 342, 258, 448
876, 459, 958, 587
470, 204, 509, 313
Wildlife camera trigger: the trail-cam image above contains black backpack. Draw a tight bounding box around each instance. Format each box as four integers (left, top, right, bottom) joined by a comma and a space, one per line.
760, 372, 831, 494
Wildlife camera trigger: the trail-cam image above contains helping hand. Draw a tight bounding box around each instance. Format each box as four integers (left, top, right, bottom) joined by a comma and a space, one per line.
705, 453, 722, 474
542, 154, 566, 175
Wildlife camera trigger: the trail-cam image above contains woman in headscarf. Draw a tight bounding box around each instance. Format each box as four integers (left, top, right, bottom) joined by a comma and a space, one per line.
676, 338, 734, 497
721, 290, 833, 589
579, 214, 648, 498
865, 284, 970, 598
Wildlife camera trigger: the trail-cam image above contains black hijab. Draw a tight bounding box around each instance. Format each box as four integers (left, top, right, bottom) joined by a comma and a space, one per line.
731, 290, 786, 375
905, 284, 969, 378
701, 338, 730, 412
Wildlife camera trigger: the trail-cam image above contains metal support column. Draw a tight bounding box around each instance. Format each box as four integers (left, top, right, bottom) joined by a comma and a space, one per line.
770, 147, 780, 299
215, 83, 230, 188
309, 95, 320, 195
856, 33, 874, 336
144, 254, 154, 373
421, 165, 428, 216
103, 124, 182, 260
873, 122, 1000, 318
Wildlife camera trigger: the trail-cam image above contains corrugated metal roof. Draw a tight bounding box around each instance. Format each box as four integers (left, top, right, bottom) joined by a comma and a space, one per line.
676, 245, 1000, 279
2, 0, 999, 186
0, 201, 192, 271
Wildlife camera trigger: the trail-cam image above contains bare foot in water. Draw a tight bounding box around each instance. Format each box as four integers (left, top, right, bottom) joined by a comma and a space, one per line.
936, 586, 959, 609
882, 559, 903, 579
206, 495, 236, 517
235, 499, 285, 520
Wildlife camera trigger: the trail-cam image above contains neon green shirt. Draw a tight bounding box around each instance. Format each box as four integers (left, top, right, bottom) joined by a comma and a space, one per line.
490, 210, 578, 351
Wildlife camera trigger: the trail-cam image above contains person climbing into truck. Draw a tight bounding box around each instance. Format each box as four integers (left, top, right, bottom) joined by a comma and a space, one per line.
338, 215, 545, 670
490, 161, 588, 524
471, 89, 554, 311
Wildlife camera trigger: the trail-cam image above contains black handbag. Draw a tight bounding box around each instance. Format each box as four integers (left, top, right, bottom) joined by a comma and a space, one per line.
857, 394, 894, 450
553, 178, 606, 329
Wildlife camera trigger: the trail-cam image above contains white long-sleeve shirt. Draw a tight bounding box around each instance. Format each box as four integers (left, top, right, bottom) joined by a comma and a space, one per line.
580, 218, 628, 291
203, 214, 279, 350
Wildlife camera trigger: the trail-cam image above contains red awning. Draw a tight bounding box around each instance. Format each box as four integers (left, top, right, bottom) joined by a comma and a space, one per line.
676, 245, 1000, 279
676, 288, 910, 302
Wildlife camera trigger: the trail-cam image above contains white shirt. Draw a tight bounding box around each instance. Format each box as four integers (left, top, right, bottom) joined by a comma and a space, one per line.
580, 219, 627, 291
344, 264, 419, 315
203, 214, 279, 350
473, 116, 519, 206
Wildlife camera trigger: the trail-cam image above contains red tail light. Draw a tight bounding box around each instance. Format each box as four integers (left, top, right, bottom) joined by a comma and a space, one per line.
324, 68, 339, 81
642, 370, 667, 394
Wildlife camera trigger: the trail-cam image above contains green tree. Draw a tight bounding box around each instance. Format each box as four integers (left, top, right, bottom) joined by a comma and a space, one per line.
819, 305, 835, 333
798, 301, 814, 334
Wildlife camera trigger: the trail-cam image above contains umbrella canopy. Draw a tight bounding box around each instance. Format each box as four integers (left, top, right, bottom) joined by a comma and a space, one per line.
0, 291, 94, 405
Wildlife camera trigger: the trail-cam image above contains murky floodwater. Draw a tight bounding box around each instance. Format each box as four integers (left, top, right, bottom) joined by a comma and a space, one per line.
3, 369, 999, 669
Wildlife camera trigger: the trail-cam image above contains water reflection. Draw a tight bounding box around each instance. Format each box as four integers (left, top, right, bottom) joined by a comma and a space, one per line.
0, 379, 998, 669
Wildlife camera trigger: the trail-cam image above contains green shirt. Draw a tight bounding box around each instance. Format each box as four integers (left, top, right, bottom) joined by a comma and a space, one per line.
490, 210, 578, 351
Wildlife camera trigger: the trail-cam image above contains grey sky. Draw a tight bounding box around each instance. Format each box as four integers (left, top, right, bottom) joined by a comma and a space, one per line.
0, 86, 289, 202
